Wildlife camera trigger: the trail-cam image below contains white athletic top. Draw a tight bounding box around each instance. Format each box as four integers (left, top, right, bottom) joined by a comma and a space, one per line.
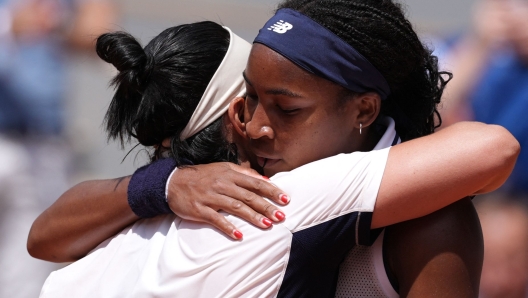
40, 117, 400, 298
336, 231, 399, 298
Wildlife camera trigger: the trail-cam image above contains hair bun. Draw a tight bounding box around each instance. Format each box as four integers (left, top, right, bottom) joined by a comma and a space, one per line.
96, 32, 149, 74
98, 22, 231, 165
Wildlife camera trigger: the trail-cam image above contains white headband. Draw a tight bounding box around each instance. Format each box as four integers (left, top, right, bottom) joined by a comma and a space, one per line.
179, 27, 252, 140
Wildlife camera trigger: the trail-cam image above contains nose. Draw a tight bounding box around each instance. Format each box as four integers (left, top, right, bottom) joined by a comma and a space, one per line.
246, 103, 275, 140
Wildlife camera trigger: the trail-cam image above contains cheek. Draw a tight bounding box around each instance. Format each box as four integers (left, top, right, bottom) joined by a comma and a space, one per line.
277, 113, 350, 163
243, 100, 254, 120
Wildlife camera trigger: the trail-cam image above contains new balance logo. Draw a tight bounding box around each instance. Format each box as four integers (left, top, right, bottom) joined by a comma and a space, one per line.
267, 20, 293, 34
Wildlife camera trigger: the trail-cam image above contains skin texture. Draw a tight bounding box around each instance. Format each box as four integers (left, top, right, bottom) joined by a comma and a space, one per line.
28, 163, 288, 262
234, 44, 512, 297
477, 198, 528, 298
243, 44, 381, 177
164, 162, 289, 239
28, 177, 137, 262
385, 198, 484, 298
27, 43, 520, 298
237, 44, 518, 230
28, 44, 519, 268
373, 121, 517, 228
28, 104, 519, 263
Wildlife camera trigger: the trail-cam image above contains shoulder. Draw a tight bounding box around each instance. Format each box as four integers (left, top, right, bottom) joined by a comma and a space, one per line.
384, 198, 483, 297
275, 148, 390, 232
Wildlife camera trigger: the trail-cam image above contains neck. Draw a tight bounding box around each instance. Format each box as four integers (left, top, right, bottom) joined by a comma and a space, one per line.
359, 126, 383, 152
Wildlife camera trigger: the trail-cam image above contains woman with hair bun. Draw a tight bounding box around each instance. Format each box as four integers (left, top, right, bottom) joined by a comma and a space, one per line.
33, 1, 518, 297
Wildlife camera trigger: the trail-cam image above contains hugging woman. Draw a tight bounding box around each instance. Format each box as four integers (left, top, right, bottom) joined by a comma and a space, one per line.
32, 1, 519, 297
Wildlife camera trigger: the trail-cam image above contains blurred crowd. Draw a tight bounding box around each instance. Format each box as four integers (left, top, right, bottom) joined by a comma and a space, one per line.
437, 0, 528, 296
0, 0, 527, 297
0, 0, 116, 296
438, 0, 528, 194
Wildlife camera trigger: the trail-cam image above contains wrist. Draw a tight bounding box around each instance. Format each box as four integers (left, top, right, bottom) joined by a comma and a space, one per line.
128, 158, 177, 218
165, 167, 178, 202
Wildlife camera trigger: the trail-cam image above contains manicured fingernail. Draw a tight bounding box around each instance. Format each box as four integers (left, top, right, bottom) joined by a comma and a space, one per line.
233, 230, 243, 239
280, 194, 290, 204
262, 176, 270, 180
262, 217, 272, 227
275, 210, 285, 221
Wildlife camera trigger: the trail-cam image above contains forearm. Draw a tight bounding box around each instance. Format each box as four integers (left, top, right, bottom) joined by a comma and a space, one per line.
27, 159, 288, 261
27, 177, 139, 262
372, 121, 519, 228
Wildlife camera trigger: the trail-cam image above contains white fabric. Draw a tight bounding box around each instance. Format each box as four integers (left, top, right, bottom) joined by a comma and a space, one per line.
335, 126, 402, 298
179, 27, 251, 140
336, 231, 399, 298
40, 118, 398, 298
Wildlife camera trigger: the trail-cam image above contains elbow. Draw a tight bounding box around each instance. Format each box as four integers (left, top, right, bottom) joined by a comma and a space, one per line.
27, 221, 72, 263
479, 125, 520, 193
490, 124, 520, 170
27, 242, 44, 261
27, 235, 73, 263
27, 225, 47, 260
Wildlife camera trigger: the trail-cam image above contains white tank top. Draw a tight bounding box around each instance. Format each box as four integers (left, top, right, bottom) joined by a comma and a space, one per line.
336, 230, 399, 297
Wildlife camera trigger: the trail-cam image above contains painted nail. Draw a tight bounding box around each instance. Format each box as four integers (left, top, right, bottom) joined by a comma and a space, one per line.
280, 194, 290, 204
262, 176, 270, 180
233, 230, 243, 239
275, 210, 286, 221
262, 217, 272, 227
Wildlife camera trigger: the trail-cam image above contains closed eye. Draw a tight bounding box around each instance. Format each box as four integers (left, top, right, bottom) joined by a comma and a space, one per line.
279, 107, 301, 115
245, 93, 258, 102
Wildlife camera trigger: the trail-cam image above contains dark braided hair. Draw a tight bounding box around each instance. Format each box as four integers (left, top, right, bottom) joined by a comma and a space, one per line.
278, 0, 452, 140
96, 21, 238, 166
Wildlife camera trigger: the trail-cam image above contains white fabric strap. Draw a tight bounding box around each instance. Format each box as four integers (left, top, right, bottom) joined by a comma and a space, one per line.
179, 27, 252, 140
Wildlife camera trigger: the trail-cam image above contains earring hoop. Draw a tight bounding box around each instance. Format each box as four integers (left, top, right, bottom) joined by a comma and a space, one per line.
360, 123, 362, 135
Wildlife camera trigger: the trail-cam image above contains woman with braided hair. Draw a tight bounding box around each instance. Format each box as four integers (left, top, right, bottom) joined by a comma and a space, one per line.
262, 1, 482, 297
33, 1, 518, 297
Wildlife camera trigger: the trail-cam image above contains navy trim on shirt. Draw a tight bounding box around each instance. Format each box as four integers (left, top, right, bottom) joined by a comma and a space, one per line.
278, 133, 398, 297
391, 133, 400, 146
278, 211, 374, 297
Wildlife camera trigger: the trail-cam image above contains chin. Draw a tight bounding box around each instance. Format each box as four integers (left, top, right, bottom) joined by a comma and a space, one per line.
263, 163, 291, 177
263, 169, 278, 177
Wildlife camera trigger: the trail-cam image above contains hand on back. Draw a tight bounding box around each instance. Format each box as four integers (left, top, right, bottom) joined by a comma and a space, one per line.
167, 162, 289, 239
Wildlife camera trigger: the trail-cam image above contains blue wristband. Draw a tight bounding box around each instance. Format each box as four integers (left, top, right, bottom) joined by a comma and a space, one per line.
128, 158, 177, 218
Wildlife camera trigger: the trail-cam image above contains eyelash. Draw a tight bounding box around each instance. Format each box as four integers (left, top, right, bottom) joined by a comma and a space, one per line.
245, 93, 299, 115
245, 93, 257, 102
279, 107, 300, 115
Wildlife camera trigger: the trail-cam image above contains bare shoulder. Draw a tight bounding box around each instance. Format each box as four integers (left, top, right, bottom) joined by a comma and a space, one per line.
384, 198, 483, 298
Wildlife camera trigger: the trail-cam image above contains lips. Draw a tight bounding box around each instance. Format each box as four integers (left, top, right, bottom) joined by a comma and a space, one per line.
256, 156, 280, 168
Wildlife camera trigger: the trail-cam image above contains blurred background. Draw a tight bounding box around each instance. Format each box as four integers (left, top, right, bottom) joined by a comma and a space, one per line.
0, 0, 526, 297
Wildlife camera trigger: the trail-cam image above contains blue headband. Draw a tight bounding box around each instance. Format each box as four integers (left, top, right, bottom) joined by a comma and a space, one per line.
254, 9, 391, 100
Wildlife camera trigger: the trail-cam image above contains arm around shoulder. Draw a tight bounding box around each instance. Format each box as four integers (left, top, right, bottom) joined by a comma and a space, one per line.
27, 161, 289, 262
372, 121, 519, 228
27, 177, 138, 262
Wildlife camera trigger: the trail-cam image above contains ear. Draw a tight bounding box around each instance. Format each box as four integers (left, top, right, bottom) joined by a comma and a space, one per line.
161, 138, 171, 148
355, 92, 381, 129
227, 97, 247, 138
